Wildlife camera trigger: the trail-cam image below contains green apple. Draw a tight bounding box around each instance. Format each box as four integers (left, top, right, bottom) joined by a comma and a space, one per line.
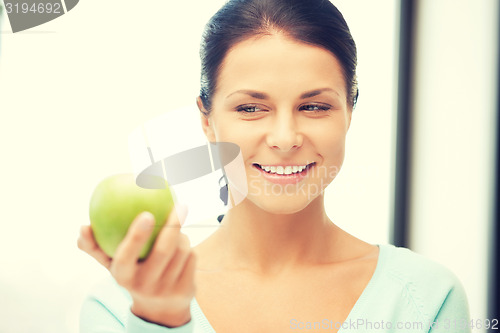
89, 173, 175, 260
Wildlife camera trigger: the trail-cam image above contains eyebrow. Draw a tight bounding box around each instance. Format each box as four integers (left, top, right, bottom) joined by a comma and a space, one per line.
226, 88, 339, 100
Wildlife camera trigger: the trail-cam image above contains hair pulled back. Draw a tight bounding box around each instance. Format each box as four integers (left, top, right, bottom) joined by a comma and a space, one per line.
199, 0, 358, 115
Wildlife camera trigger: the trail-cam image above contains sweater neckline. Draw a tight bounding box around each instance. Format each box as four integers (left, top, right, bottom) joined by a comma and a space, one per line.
191, 243, 391, 332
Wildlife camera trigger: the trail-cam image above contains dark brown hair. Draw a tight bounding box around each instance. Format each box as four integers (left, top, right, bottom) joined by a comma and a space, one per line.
199, 0, 359, 115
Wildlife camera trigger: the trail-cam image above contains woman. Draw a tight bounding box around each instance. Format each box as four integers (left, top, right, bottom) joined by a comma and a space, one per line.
78, 0, 471, 332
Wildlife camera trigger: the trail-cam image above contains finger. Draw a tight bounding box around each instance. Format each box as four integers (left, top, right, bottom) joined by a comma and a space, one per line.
140, 205, 189, 279
77, 225, 112, 269
159, 235, 192, 288
110, 212, 155, 285
175, 251, 197, 294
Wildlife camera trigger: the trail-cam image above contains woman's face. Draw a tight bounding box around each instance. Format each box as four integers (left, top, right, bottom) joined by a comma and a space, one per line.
198, 34, 352, 214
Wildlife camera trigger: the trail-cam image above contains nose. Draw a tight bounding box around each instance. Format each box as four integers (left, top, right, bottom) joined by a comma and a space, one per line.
265, 111, 303, 152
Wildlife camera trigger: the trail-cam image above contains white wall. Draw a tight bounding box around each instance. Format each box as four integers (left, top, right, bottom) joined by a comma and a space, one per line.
409, 0, 498, 330
0, 1, 396, 332
325, 0, 397, 246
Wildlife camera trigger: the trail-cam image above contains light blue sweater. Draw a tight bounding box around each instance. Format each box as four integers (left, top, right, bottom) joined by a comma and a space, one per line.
80, 244, 471, 332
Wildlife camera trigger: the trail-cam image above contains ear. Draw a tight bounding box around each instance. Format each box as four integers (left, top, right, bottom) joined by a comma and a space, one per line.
197, 96, 216, 142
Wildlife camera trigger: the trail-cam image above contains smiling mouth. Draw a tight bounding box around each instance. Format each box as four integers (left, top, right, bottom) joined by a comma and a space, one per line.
253, 162, 316, 175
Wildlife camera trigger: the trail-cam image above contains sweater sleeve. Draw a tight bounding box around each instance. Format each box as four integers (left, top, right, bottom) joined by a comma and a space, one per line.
79, 276, 195, 333
428, 277, 471, 333
79, 296, 194, 333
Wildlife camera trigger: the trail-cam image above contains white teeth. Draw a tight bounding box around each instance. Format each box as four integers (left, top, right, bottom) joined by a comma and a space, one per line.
258, 164, 312, 175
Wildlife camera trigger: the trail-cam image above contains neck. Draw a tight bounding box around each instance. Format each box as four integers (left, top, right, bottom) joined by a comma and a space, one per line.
214, 195, 340, 277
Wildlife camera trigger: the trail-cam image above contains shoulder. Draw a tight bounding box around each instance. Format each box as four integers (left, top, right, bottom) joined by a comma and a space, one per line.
379, 244, 462, 288
371, 244, 470, 324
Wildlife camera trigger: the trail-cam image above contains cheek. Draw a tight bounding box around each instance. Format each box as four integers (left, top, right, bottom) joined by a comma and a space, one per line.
212, 120, 238, 143
311, 125, 347, 174
311, 121, 347, 148
210, 116, 230, 141
212, 117, 261, 151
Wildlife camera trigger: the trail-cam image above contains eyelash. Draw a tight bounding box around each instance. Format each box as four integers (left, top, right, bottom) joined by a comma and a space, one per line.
299, 104, 332, 112
235, 104, 332, 113
235, 105, 265, 113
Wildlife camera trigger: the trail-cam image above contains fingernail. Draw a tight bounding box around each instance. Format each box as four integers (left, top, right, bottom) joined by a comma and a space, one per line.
141, 212, 155, 230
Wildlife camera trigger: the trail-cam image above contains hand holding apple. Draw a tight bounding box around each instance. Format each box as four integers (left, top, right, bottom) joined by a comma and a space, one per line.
77, 174, 198, 327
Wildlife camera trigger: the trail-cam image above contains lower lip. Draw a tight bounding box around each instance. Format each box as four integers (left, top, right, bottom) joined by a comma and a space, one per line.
253, 164, 313, 185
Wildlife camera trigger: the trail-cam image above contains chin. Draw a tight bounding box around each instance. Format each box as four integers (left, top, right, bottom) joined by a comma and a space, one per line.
251, 195, 315, 215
